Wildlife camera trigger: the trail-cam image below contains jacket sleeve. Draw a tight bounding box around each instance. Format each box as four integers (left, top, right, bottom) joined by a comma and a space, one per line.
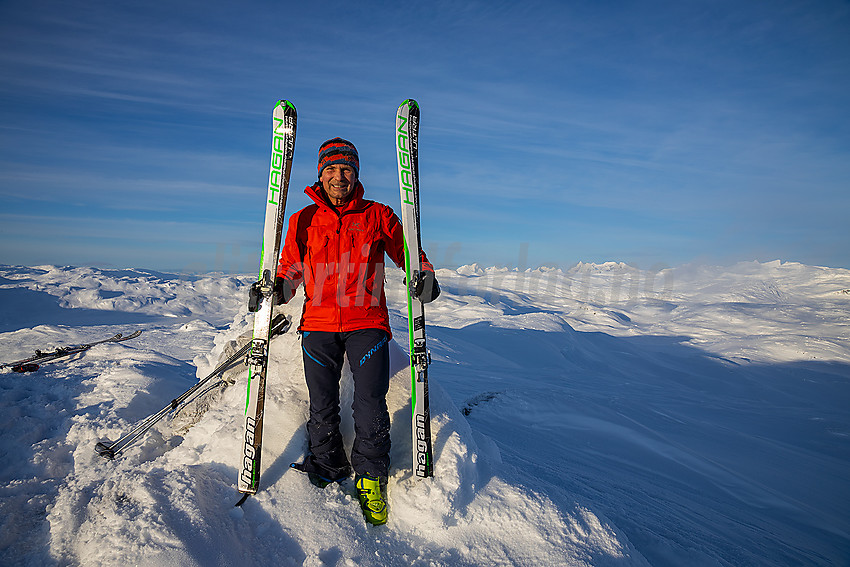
276, 210, 305, 285
383, 205, 435, 272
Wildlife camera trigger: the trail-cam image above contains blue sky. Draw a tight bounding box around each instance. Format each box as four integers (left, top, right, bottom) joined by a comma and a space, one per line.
1, 0, 848, 273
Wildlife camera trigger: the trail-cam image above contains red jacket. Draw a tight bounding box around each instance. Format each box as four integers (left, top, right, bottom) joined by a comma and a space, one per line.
277, 182, 433, 337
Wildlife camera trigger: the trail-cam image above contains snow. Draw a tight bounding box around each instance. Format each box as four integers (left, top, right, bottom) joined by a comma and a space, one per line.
1, 260, 849, 566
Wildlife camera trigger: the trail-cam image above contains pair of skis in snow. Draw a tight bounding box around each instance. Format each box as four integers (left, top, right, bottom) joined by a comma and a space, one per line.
1, 331, 142, 373
95, 315, 291, 461
237, 99, 434, 499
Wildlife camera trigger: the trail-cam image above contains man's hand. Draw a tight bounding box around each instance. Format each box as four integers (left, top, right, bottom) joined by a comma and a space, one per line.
248, 277, 295, 312
273, 277, 295, 305
247, 280, 264, 312
408, 270, 441, 303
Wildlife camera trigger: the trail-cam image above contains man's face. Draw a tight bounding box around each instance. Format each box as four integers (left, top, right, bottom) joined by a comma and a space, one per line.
320, 164, 357, 205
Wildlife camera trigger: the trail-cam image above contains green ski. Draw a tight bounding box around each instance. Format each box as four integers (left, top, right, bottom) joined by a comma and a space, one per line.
396, 99, 434, 478
238, 100, 297, 495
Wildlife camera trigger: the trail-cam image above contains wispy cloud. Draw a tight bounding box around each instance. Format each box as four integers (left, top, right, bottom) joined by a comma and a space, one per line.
1, 0, 849, 270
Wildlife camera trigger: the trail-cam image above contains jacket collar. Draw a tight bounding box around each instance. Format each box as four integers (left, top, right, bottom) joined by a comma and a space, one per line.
305, 181, 366, 214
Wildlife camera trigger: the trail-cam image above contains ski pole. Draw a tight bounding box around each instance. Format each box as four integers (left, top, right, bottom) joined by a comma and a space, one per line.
96, 317, 289, 459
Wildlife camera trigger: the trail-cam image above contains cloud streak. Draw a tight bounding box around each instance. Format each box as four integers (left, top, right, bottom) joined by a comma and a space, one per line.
1, 0, 849, 271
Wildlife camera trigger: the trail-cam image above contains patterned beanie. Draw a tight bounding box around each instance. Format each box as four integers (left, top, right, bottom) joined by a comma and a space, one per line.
317, 137, 359, 178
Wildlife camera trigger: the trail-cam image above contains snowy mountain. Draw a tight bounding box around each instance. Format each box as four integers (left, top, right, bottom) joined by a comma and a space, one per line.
1, 261, 848, 566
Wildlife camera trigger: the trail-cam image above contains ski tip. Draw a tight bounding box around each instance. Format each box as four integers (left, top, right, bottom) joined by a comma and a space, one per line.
235, 493, 251, 507
277, 100, 297, 114
399, 99, 419, 110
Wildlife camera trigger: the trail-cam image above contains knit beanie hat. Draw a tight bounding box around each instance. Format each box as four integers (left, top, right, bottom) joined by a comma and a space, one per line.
317, 137, 359, 178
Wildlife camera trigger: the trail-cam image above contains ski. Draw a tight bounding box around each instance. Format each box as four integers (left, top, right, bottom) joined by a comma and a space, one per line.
1, 330, 143, 373
96, 315, 291, 460
396, 99, 434, 478
238, 100, 297, 495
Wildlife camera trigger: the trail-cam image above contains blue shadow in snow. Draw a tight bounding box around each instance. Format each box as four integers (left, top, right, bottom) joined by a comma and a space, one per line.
0, 287, 167, 332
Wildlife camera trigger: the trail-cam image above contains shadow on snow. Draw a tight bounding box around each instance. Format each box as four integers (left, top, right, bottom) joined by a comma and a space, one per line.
430, 320, 850, 567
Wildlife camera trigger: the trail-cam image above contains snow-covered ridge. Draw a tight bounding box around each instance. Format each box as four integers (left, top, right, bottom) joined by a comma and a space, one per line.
0, 265, 250, 325
1, 262, 849, 566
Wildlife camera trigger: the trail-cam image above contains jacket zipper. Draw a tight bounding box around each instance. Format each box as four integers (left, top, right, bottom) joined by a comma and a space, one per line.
335, 212, 343, 332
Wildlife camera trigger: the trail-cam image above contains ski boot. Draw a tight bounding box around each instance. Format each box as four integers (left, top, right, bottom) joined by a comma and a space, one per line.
355, 475, 388, 526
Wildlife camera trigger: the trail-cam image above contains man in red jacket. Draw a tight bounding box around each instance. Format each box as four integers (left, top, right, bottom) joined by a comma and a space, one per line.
274, 138, 439, 525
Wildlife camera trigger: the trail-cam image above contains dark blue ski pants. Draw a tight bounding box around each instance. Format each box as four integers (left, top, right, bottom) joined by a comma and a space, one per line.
300, 328, 391, 479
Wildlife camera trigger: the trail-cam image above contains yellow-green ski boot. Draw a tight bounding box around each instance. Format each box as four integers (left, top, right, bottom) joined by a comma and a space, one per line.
355, 475, 387, 526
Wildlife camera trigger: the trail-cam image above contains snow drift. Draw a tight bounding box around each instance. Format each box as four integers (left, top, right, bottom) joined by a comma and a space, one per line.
1, 261, 848, 566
